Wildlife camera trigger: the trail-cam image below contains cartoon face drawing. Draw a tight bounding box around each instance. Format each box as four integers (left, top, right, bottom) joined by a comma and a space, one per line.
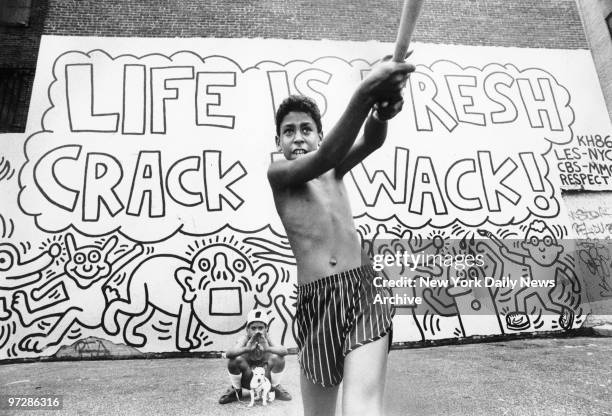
64, 234, 115, 287
0, 245, 15, 272
0, 242, 60, 289
520, 220, 563, 266
177, 243, 277, 333
12, 233, 143, 353
103, 240, 280, 351
192, 245, 254, 320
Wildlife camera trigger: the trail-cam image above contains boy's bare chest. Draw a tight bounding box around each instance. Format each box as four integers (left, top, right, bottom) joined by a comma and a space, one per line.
275, 175, 351, 219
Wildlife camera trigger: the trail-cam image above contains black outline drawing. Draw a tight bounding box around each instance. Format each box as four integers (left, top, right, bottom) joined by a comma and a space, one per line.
102, 232, 286, 351
195, 71, 236, 129
11, 233, 142, 353
122, 64, 146, 135
65, 63, 119, 133
478, 220, 582, 332
150, 66, 194, 134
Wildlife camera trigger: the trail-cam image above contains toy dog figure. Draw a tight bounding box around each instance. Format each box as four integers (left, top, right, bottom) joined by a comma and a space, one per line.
248, 367, 272, 407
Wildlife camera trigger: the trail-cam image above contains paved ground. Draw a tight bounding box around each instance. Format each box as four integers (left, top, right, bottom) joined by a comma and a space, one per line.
1, 336, 611, 416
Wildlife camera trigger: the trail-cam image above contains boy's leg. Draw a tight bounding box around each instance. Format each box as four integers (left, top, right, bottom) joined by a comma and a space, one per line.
219, 356, 250, 404
342, 334, 390, 416
301, 373, 339, 416
265, 353, 292, 400
265, 352, 286, 380
228, 356, 250, 385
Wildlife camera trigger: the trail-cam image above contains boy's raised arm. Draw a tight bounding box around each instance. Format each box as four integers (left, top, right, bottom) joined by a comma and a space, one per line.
334, 96, 406, 178
267, 60, 413, 189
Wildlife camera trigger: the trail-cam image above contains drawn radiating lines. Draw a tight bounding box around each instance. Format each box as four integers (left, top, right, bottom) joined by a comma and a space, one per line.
0, 214, 14, 238
0, 156, 15, 182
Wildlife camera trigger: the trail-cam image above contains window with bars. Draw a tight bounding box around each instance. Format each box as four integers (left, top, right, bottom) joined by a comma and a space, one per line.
0, 68, 34, 133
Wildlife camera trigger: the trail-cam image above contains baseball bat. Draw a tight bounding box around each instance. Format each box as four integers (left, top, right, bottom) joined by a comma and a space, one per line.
393, 0, 425, 62
379, 0, 424, 110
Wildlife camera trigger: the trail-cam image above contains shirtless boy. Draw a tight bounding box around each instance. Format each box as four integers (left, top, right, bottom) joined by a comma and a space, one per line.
267, 56, 415, 416
219, 308, 291, 404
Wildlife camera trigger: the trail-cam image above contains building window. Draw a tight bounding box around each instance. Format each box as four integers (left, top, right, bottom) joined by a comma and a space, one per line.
0, 69, 34, 133
0, 0, 32, 27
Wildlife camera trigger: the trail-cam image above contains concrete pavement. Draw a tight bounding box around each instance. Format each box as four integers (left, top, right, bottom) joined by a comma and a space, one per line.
1, 336, 611, 416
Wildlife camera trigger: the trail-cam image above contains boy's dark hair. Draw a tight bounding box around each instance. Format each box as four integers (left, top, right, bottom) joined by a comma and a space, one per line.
275, 95, 322, 136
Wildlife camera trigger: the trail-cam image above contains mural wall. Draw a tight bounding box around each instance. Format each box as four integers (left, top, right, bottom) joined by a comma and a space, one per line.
0, 36, 610, 359
563, 192, 612, 323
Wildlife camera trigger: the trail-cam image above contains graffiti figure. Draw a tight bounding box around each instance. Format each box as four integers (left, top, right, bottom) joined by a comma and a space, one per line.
444, 241, 505, 337
241, 235, 302, 346
0, 241, 61, 320
479, 220, 581, 331
0, 242, 60, 289
269, 291, 298, 346
103, 243, 279, 351
577, 241, 612, 298
75, 338, 110, 358
12, 233, 142, 352
371, 224, 451, 340
374, 224, 503, 338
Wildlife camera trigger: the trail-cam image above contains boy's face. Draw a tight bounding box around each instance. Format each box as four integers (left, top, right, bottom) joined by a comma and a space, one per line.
276, 111, 322, 160
247, 321, 267, 338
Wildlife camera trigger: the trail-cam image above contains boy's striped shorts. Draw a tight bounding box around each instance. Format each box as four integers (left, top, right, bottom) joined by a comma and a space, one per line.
295, 264, 394, 387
